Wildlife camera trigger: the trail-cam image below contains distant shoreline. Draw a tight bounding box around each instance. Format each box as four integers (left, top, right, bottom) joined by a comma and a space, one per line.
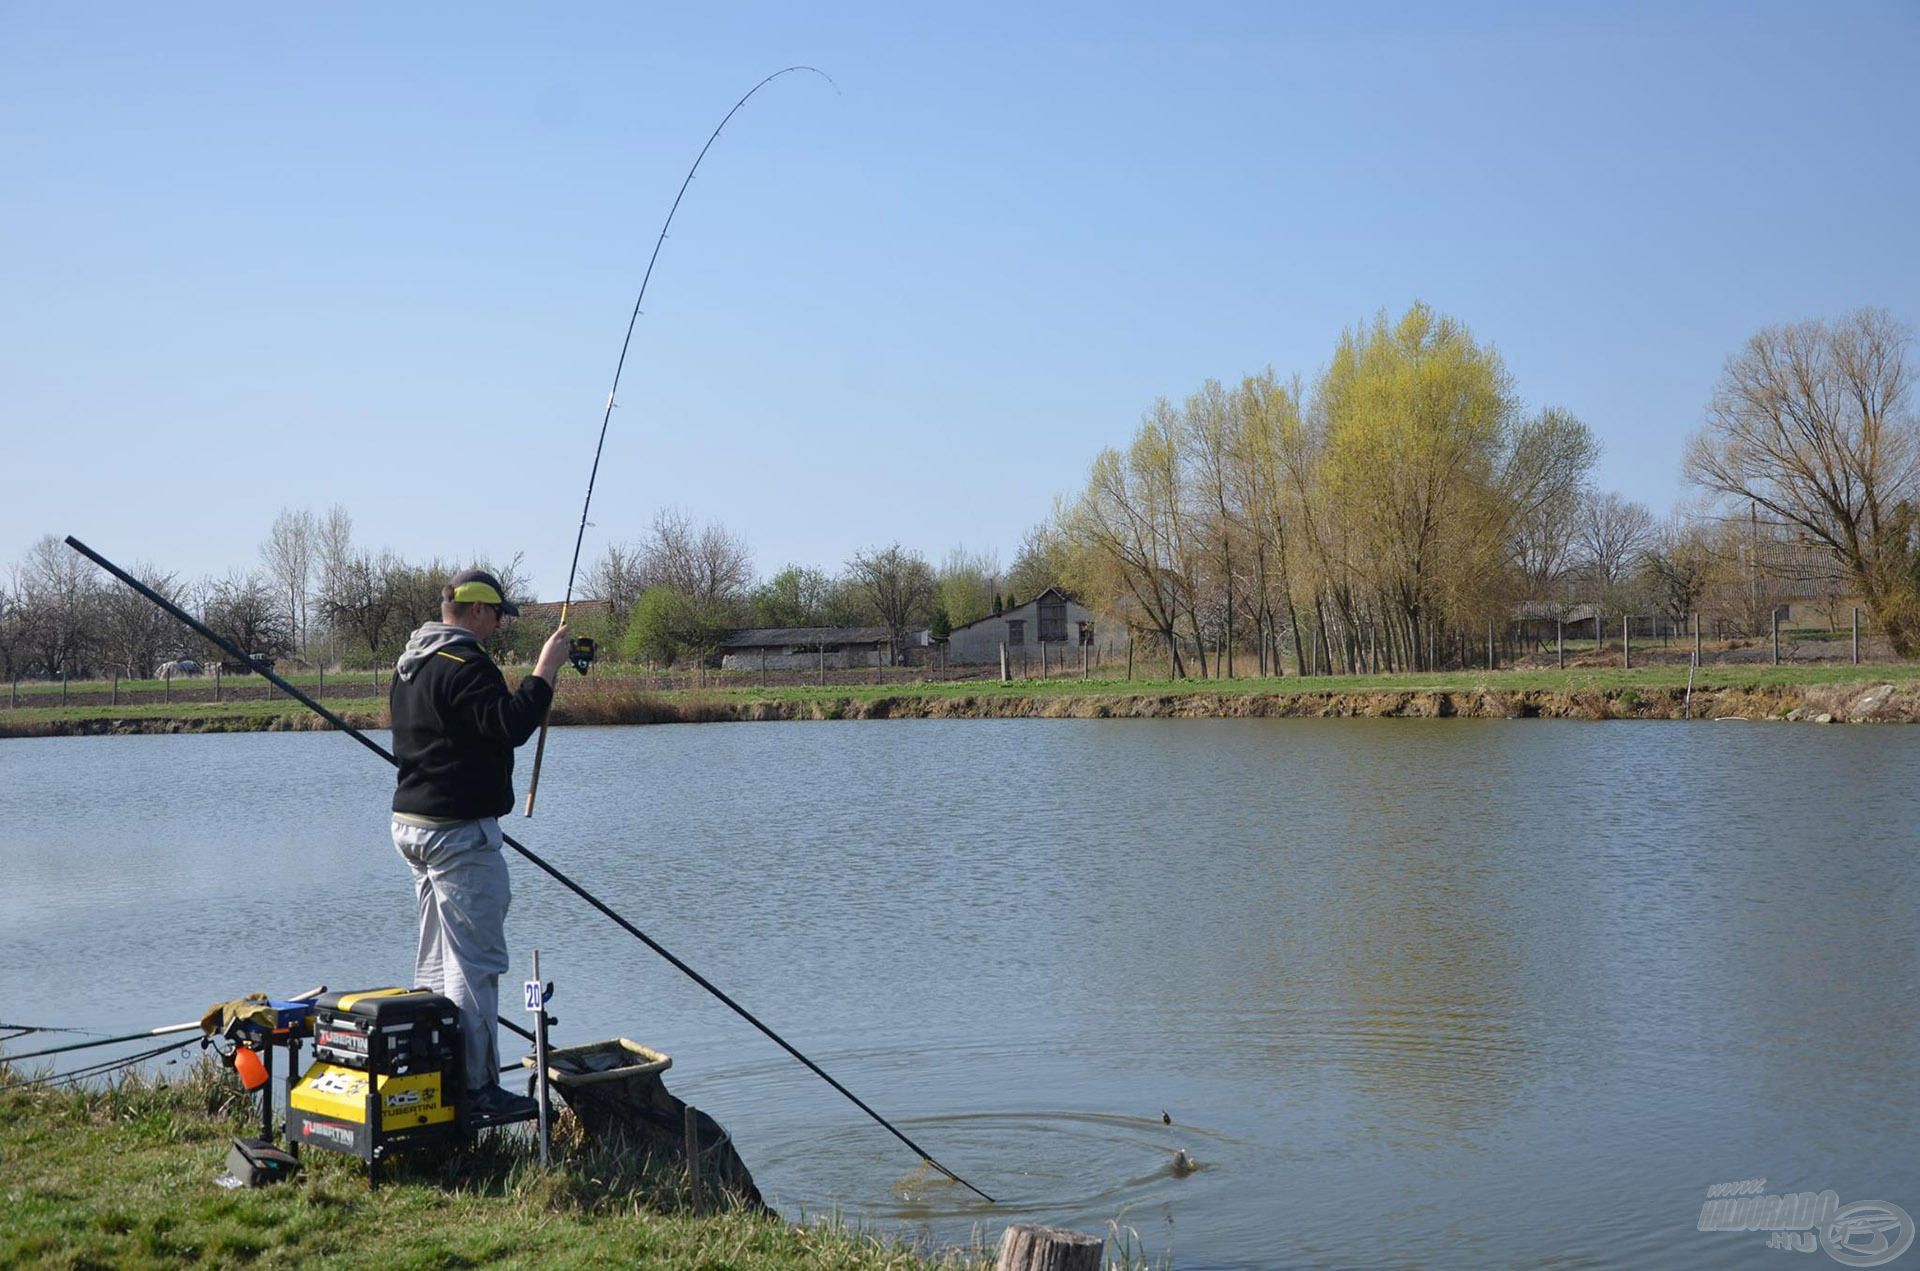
4, 667, 1918, 737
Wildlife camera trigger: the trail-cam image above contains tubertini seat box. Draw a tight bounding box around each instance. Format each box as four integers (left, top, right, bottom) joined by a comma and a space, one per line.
287, 988, 464, 1173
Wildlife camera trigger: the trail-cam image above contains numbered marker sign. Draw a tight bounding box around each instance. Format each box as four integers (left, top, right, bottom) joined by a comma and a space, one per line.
524, 980, 542, 1012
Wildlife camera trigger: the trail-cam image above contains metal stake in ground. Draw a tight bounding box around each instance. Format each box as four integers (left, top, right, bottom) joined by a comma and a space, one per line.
63, 534, 992, 1204
521, 65, 836, 818
529, 950, 551, 1167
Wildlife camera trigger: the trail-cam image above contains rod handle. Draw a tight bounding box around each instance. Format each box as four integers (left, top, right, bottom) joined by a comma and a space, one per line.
521, 600, 570, 818
523, 711, 552, 817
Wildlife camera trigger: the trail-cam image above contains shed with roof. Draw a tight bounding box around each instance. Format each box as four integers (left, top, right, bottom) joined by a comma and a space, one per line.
719, 626, 894, 671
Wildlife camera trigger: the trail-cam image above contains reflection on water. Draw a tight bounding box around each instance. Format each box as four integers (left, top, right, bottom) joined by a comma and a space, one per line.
2, 720, 1916, 1269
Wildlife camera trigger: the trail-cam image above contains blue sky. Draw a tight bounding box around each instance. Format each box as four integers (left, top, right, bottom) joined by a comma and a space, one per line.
3, 3, 1915, 597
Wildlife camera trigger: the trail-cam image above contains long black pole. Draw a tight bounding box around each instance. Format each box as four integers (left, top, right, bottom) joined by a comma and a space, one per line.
522, 65, 834, 817
63, 535, 992, 1203
1, 1020, 202, 1064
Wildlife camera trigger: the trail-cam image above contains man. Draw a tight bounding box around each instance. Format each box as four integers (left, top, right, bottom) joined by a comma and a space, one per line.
389, 567, 569, 1121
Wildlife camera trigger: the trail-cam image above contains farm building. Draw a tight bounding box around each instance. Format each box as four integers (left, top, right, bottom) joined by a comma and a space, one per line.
719, 626, 894, 671
944, 587, 1116, 665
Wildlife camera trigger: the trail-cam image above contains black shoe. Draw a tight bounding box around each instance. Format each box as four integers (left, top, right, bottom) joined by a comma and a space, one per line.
466, 1084, 539, 1123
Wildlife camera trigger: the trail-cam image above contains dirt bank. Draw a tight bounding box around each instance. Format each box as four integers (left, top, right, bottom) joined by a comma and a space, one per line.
9, 681, 1916, 738
618, 680, 1918, 725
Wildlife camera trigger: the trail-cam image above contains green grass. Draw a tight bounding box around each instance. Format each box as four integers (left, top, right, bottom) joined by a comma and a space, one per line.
0, 696, 382, 731
0, 1056, 997, 1269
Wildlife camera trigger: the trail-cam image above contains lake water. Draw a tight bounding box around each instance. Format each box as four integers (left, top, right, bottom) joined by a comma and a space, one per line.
2, 719, 1916, 1268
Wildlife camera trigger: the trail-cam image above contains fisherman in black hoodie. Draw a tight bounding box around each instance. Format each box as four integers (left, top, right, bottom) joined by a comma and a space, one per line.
390, 568, 570, 1121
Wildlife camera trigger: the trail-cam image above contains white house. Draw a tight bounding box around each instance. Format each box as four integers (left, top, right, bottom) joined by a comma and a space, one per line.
944, 587, 1118, 665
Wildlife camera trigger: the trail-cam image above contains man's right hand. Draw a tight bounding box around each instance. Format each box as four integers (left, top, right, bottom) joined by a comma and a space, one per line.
534, 622, 572, 685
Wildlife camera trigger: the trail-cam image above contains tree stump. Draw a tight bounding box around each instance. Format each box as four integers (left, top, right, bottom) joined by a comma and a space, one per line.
996, 1223, 1103, 1271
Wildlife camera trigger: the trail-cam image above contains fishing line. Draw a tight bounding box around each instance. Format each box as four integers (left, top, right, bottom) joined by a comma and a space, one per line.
522, 64, 837, 818
63, 535, 994, 1203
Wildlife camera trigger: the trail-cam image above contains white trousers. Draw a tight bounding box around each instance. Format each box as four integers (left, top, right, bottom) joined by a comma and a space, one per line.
391, 816, 510, 1092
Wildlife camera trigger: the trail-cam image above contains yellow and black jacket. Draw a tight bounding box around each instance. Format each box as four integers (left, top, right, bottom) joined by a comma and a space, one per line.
390, 624, 552, 820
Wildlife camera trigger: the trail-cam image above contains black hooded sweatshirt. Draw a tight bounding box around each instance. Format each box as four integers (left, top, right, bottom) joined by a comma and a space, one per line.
389, 625, 553, 819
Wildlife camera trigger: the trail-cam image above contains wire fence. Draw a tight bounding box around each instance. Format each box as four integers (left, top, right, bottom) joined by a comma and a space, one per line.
3, 607, 1907, 710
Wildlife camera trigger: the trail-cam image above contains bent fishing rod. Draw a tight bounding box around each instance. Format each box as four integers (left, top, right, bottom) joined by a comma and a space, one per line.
64, 535, 993, 1203
522, 64, 834, 818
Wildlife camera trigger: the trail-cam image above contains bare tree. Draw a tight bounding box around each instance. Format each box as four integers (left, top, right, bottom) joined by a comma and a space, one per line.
639, 509, 752, 608
1640, 514, 1717, 626
1685, 308, 1920, 652
260, 507, 317, 655
313, 504, 356, 661
203, 570, 294, 665
101, 563, 184, 677
0, 570, 28, 680
1511, 485, 1584, 606
1574, 491, 1656, 600
582, 541, 647, 630
847, 543, 935, 655
18, 534, 104, 676
320, 549, 399, 662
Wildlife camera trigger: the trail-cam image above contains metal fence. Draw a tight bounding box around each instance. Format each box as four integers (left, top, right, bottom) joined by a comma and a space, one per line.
4, 606, 1905, 710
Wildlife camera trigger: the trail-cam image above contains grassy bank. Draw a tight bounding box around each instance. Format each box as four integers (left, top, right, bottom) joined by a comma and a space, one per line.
0, 1056, 987, 1269
5, 662, 1920, 737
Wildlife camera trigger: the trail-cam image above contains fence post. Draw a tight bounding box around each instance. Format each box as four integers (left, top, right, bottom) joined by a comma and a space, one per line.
1596, 610, 1604, 656
62, 669, 69, 705
1000, 641, 1009, 684
165, 665, 171, 703
1771, 608, 1779, 666
112, 672, 118, 707
1557, 618, 1564, 670
214, 664, 222, 702
1694, 611, 1701, 665
1622, 615, 1630, 670
1852, 607, 1860, 665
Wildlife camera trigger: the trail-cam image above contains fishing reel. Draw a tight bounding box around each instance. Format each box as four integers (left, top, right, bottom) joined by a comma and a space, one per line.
205, 1032, 271, 1092
569, 637, 596, 675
